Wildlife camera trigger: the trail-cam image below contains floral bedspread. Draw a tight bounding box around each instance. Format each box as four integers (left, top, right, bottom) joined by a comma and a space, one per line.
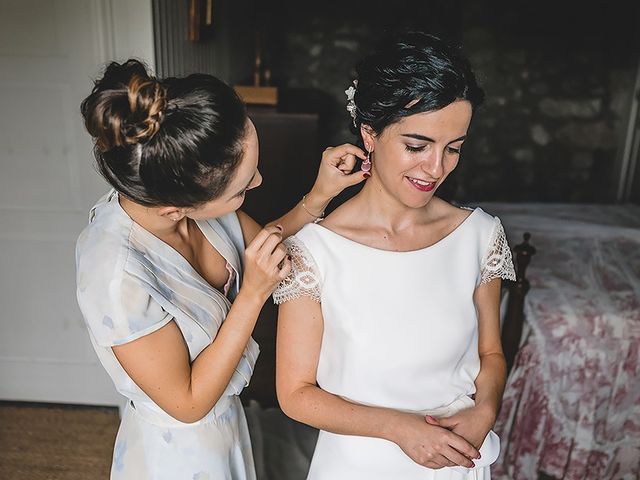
479, 203, 640, 480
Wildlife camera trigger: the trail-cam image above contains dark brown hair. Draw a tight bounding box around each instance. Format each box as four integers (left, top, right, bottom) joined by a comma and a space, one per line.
81, 59, 248, 207
351, 32, 484, 135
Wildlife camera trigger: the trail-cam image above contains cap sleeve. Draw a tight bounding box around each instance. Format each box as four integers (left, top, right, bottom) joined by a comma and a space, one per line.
480, 218, 516, 285
273, 236, 322, 304
78, 271, 173, 347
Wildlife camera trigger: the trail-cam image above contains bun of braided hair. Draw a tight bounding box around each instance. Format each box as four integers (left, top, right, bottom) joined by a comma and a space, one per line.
81, 59, 247, 207
83, 61, 166, 151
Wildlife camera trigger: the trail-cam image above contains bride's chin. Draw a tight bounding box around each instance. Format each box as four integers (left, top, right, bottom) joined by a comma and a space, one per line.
394, 188, 435, 209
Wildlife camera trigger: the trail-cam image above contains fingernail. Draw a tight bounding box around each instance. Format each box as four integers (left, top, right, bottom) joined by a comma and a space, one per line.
364, 173, 371, 178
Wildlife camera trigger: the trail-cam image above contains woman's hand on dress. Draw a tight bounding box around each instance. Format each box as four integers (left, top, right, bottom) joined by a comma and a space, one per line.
390, 412, 480, 469
305, 144, 369, 213
240, 225, 292, 302
425, 404, 496, 450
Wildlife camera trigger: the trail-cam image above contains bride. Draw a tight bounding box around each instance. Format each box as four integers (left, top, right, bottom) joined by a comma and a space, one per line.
273, 32, 515, 479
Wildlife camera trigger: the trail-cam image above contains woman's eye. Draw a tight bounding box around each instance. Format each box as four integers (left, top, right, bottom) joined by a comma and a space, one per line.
446, 147, 461, 155
405, 145, 425, 153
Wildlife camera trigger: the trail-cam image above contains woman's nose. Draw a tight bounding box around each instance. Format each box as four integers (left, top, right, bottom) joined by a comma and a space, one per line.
422, 151, 444, 180
251, 171, 263, 189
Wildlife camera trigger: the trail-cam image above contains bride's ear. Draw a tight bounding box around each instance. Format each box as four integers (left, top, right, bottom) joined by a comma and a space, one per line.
360, 124, 376, 151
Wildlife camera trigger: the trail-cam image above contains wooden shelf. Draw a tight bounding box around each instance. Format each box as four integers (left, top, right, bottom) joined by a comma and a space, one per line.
234, 86, 278, 106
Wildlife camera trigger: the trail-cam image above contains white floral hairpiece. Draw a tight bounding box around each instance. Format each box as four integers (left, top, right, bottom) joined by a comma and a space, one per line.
345, 79, 358, 126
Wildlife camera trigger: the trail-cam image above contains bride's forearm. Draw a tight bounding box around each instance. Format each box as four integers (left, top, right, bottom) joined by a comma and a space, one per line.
473, 352, 506, 423
279, 383, 405, 443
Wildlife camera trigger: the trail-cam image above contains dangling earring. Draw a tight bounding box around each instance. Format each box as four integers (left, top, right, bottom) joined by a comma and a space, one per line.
362, 146, 372, 173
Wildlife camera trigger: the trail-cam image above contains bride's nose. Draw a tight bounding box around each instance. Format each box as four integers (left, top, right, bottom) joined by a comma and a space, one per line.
421, 149, 444, 180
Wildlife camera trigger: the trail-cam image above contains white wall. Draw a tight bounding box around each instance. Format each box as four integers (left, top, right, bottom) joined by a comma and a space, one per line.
0, 0, 154, 406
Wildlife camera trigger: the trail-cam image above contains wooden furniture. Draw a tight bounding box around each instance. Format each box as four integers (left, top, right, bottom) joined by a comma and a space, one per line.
501, 233, 536, 374
235, 86, 278, 106
234, 31, 278, 107
240, 108, 320, 407
241, 108, 320, 224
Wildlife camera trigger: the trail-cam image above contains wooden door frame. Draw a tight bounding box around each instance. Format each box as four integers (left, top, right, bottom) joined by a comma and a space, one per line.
615, 55, 640, 203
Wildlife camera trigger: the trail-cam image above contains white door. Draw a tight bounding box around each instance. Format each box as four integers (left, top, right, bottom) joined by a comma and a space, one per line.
0, 0, 154, 406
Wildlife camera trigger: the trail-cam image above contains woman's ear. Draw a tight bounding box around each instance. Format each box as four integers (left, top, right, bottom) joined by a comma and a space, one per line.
360, 124, 376, 152
157, 206, 186, 222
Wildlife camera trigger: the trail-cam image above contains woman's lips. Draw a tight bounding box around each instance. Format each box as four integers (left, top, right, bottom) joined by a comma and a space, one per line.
406, 176, 436, 192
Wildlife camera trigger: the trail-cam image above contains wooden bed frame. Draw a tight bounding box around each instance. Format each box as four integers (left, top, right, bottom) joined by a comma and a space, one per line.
501, 232, 536, 374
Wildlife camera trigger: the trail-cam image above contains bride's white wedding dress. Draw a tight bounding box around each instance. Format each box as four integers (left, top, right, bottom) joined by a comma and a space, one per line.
274, 207, 516, 480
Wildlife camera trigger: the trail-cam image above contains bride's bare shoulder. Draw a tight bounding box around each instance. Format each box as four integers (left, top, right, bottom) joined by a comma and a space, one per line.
317, 197, 362, 235
429, 197, 475, 223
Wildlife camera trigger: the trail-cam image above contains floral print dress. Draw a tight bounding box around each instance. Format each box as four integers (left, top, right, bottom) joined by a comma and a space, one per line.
76, 190, 259, 480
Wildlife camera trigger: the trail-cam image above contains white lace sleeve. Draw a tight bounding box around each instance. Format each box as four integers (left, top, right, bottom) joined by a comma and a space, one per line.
480, 219, 516, 284
272, 236, 322, 304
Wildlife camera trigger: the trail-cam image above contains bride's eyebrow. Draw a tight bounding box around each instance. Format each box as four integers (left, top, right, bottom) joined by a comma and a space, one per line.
401, 133, 467, 143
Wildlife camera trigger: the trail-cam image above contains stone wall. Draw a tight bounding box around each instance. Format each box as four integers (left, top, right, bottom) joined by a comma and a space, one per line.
237, 0, 638, 203
456, 0, 638, 202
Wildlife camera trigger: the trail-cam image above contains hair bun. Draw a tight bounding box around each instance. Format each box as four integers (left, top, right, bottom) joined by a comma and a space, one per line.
81, 60, 166, 152
123, 74, 166, 146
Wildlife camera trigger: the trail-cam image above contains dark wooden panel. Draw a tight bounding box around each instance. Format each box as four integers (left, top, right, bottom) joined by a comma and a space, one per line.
151, 0, 254, 82
240, 109, 320, 407
243, 109, 320, 223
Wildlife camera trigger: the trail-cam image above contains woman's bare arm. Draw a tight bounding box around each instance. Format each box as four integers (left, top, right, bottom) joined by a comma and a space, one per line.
116, 143, 362, 424
263, 144, 368, 238
237, 210, 264, 245
113, 290, 263, 423
473, 278, 507, 420
112, 227, 290, 423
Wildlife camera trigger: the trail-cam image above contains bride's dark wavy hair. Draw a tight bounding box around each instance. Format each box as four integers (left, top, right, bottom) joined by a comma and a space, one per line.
350, 32, 484, 135
81, 59, 247, 207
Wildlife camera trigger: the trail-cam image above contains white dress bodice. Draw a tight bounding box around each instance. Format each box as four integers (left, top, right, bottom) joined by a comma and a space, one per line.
274, 207, 516, 479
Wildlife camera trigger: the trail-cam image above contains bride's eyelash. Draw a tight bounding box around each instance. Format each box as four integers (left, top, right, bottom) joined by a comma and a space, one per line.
405, 145, 425, 153
405, 145, 461, 154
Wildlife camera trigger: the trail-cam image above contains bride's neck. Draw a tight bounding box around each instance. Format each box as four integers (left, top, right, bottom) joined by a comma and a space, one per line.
356, 176, 433, 232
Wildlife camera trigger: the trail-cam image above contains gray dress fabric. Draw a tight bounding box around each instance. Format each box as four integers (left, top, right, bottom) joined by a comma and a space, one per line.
76, 189, 259, 479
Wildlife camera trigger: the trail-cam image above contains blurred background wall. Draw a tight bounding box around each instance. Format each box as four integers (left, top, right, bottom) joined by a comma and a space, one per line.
152, 0, 640, 204
0, 0, 155, 407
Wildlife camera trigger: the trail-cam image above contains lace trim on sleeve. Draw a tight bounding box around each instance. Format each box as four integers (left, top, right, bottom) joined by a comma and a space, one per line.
480, 219, 517, 285
272, 236, 322, 304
